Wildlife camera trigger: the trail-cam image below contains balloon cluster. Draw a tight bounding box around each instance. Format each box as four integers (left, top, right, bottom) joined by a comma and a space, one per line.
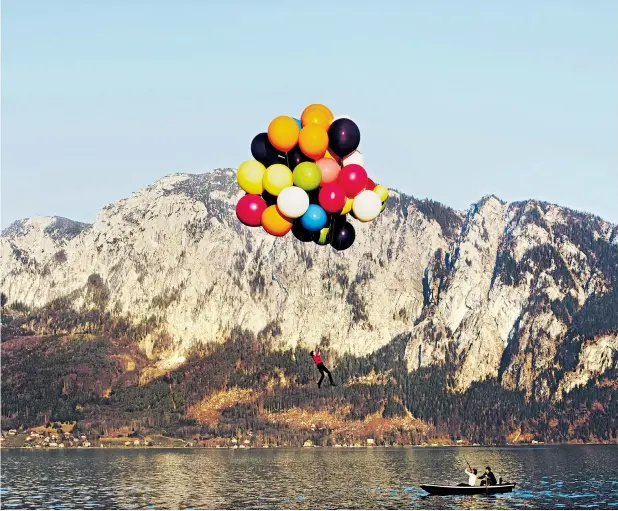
236, 104, 388, 251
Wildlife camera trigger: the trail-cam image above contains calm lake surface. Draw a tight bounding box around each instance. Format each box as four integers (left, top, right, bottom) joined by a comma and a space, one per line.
1, 446, 617, 509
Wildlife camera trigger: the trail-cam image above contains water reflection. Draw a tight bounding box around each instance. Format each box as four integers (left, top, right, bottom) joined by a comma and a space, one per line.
1, 446, 617, 509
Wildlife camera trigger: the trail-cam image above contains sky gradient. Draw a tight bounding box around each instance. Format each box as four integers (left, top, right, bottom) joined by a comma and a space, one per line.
2, 0, 617, 227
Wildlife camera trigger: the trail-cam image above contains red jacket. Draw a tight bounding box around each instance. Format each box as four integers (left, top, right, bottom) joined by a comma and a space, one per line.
312, 351, 323, 364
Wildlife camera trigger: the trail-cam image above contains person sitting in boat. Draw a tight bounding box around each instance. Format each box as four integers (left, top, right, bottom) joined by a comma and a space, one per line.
479, 466, 497, 486
465, 468, 478, 486
458, 467, 478, 486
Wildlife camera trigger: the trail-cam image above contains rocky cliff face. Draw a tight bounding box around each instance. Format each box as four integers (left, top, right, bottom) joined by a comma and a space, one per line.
2, 169, 617, 399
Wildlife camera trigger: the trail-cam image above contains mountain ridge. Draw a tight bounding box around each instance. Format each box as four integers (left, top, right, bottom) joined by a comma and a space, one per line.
2, 168, 617, 404
5, 171, 615, 244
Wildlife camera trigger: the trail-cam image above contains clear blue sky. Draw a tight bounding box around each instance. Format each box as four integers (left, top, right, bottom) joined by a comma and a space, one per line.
2, 0, 616, 228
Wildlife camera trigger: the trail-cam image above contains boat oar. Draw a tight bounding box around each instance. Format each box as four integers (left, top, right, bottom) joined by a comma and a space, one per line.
463, 455, 472, 472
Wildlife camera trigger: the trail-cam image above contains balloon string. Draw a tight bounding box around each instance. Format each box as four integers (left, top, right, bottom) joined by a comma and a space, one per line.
271, 238, 277, 281
328, 213, 334, 277
271, 238, 288, 310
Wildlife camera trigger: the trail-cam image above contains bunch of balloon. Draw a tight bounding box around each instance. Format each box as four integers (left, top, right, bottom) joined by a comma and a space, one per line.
235, 104, 388, 251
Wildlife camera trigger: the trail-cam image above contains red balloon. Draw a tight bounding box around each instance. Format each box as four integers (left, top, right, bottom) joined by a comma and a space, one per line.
236, 194, 267, 226
366, 177, 376, 190
337, 164, 368, 198
318, 183, 347, 213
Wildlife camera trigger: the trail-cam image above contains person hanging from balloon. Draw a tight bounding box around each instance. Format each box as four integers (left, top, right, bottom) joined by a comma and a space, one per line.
235, 103, 389, 251
310, 346, 337, 388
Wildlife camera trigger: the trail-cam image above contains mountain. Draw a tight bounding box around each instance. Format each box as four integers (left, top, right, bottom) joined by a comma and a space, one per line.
2, 169, 617, 445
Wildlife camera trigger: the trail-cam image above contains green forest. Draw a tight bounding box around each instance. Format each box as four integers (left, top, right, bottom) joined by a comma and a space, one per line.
2, 297, 616, 446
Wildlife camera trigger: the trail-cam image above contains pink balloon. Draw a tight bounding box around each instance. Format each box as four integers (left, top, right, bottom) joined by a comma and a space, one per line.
318, 182, 347, 213
236, 194, 267, 227
316, 158, 341, 186
338, 164, 368, 198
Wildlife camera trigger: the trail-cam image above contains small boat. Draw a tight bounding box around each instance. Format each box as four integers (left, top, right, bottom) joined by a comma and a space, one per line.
420, 483, 516, 495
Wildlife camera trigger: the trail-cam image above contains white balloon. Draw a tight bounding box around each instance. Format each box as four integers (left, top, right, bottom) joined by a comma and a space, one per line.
352, 190, 382, 222
277, 186, 309, 219
343, 150, 364, 167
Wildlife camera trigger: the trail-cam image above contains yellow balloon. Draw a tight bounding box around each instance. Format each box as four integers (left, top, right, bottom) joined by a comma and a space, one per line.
324, 150, 336, 160
263, 164, 293, 196
237, 160, 266, 194
341, 197, 353, 215
373, 185, 389, 202
315, 227, 331, 245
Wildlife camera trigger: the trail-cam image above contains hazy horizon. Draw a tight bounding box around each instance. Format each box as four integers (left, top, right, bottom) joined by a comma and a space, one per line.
2, 0, 616, 228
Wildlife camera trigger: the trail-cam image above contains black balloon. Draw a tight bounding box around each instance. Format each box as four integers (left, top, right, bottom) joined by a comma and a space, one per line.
326, 213, 347, 230
286, 144, 312, 170
307, 189, 320, 204
330, 221, 355, 251
251, 133, 286, 167
327, 118, 361, 158
292, 221, 314, 242
261, 190, 278, 207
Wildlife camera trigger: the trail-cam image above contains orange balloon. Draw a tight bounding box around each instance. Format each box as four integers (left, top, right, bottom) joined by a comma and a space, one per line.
299, 125, 328, 160
261, 205, 293, 236
301, 104, 334, 130
302, 103, 331, 116
268, 116, 300, 152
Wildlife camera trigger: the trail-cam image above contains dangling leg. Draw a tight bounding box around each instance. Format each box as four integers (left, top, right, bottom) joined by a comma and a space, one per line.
317, 368, 325, 388
324, 366, 336, 386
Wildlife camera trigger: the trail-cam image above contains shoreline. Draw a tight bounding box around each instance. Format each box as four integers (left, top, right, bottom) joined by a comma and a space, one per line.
3, 442, 616, 450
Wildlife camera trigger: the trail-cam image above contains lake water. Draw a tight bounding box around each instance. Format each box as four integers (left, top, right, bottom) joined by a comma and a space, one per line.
1, 446, 617, 509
